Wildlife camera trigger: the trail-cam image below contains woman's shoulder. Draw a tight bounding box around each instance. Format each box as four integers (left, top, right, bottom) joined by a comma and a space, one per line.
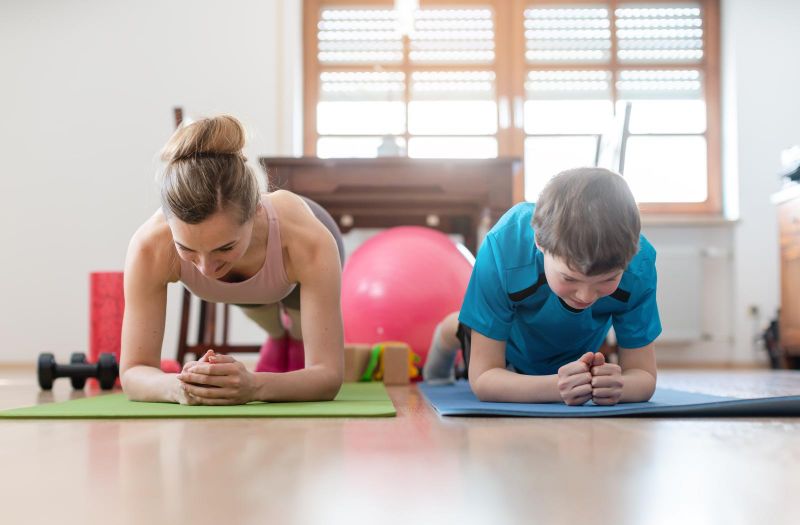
267, 190, 322, 235
267, 190, 336, 270
126, 209, 180, 283
266, 190, 308, 217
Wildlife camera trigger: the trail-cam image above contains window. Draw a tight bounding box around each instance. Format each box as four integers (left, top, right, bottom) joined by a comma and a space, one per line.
308, 2, 501, 160
304, 0, 721, 214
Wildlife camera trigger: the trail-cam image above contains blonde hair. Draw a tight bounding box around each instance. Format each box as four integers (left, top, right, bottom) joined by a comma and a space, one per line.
159, 115, 259, 225
532, 167, 641, 275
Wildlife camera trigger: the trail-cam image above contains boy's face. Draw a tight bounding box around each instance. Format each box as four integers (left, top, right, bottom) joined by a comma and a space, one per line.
542, 251, 623, 310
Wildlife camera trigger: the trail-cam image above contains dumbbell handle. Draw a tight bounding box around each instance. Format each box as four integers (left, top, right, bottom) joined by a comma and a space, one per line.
54, 363, 100, 380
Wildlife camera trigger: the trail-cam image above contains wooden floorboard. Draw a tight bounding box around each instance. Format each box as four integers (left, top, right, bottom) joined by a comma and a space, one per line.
1, 367, 799, 525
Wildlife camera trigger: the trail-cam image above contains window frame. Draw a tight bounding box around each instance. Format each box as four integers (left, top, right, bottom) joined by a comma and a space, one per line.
303, 0, 722, 215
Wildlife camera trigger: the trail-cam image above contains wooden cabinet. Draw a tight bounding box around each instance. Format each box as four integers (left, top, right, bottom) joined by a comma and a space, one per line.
775, 185, 800, 365
258, 157, 523, 254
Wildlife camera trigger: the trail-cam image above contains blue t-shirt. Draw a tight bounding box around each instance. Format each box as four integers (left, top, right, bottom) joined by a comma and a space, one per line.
459, 202, 661, 375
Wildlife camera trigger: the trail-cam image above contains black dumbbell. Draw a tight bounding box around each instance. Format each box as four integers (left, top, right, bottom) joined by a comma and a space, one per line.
37, 352, 119, 391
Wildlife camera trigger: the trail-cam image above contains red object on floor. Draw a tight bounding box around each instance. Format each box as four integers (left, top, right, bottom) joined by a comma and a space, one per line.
287, 337, 305, 371
89, 272, 125, 363
160, 359, 182, 374
255, 336, 288, 373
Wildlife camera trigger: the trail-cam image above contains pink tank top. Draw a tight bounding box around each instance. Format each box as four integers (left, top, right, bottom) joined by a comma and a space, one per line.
178, 196, 297, 304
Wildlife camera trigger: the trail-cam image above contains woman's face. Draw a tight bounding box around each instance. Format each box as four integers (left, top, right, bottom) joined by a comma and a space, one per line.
169, 210, 254, 279
542, 251, 623, 310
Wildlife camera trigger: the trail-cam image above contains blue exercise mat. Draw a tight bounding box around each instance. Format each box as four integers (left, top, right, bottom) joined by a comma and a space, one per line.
418, 381, 800, 417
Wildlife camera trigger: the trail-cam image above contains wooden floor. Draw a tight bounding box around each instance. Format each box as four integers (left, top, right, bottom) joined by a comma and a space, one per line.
1, 368, 799, 525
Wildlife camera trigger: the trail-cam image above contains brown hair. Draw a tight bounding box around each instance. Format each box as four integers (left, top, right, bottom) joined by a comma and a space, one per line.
159, 115, 259, 225
532, 167, 641, 275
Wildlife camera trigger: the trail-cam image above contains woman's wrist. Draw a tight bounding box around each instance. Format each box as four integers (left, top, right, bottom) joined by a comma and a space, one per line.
250, 371, 270, 402
170, 373, 185, 403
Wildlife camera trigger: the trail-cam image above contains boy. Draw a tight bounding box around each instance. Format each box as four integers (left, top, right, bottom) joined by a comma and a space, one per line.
424, 167, 660, 406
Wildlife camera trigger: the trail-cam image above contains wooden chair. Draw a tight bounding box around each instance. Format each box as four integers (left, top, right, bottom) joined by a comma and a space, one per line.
172, 107, 262, 364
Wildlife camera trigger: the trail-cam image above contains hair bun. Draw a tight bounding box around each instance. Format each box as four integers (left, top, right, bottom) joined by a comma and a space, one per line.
161, 115, 246, 163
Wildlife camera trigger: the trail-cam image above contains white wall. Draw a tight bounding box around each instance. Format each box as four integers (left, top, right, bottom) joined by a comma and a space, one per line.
0, 0, 298, 362
638, 0, 800, 366
1, 0, 799, 366
723, 0, 800, 363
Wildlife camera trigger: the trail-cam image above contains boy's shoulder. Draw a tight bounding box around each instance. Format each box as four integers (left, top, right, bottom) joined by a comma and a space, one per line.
619, 234, 658, 292
485, 202, 538, 269
490, 202, 536, 233
629, 235, 657, 270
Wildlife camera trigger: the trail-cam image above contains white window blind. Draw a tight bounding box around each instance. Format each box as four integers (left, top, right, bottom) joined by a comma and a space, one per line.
315, 4, 499, 159
525, 6, 612, 63
318, 8, 402, 64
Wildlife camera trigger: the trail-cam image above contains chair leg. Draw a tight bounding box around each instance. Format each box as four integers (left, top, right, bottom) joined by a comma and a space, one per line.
205, 301, 217, 348
222, 304, 230, 347
195, 300, 208, 360
176, 287, 192, 365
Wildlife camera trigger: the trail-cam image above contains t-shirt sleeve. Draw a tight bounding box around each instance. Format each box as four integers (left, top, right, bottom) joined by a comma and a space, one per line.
458, 236, 514, 341
612, 268, 662, 349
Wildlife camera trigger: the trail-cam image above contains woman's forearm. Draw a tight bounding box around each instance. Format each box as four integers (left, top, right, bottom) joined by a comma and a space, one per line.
253, 364, 342, 402
470, 368, 562, 403
121, 366, 180, 403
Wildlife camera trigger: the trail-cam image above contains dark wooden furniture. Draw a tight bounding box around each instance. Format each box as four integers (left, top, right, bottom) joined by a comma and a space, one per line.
774, 184, 800, 368
258, 157, 523, 254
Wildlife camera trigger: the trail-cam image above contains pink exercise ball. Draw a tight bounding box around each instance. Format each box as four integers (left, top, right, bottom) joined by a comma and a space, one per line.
341, 226, 474, 366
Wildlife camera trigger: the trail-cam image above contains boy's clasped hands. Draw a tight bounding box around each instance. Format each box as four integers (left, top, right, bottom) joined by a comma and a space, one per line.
557, 351, 623, 406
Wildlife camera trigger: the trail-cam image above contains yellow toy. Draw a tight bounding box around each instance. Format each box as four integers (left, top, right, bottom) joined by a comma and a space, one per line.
358, 342, 421, 385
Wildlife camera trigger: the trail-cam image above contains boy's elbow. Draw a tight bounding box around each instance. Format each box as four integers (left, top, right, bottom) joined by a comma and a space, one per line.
624, 370, 657, 402
642, 378, 657, 402
642, 369, 657, 400
634, 387, 656, 403
469, 373, 494, 402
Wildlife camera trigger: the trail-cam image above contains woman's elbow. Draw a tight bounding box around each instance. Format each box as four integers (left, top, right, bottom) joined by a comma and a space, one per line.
119, 362, 163, 401
119, 368, 144, 400
315, 367, 343, 401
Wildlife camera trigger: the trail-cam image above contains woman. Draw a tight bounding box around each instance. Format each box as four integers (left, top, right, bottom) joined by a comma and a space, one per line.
120, 115, 344, 405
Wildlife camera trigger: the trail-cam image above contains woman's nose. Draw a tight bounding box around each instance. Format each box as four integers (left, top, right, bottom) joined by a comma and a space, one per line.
197, 256, 216, 276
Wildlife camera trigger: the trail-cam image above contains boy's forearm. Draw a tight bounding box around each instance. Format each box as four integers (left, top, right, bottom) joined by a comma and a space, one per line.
471, 368, 562, 403
620, 368, 657, 402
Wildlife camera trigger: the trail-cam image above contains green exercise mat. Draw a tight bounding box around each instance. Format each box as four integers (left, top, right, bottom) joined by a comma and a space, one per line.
0, 382, 396, 419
